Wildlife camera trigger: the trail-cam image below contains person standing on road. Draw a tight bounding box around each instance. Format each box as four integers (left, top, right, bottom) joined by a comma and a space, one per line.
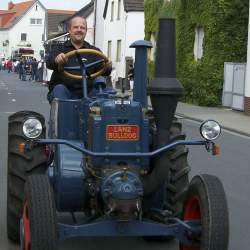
7, 59, 12, 73
37, 59, 44, 82
127, 64, 134, 91
46, 16, 111, 101
31, 58, 38, 81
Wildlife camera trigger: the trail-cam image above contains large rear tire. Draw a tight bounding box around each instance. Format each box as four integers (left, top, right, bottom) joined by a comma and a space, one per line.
165, 119, 190, 217
180, 174, 229, 250
7, 111, 47, 242
21, 175, 58, 250
143, 119, 190, 242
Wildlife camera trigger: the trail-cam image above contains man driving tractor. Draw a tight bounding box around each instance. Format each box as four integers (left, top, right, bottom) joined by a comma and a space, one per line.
46, 16, 112, 101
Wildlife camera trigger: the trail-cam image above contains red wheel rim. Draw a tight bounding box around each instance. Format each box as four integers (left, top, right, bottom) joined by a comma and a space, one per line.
181, 196, 201, 250
23, 201, 31, 250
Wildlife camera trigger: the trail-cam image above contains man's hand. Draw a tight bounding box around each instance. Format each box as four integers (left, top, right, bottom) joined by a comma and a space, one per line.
55, 53, 68, 65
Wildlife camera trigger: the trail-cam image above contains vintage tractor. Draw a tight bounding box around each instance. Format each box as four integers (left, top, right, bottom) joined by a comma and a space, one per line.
7, 19, 229, 250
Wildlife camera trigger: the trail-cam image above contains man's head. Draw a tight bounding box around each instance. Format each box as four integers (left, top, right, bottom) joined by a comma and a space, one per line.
68, 16, 87, 45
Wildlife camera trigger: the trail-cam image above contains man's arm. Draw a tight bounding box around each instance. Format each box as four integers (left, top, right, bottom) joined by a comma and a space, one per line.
46, 43, 67, 70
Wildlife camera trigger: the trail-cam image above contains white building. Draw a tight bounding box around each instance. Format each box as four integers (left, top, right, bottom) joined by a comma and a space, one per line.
93, 0, 106, 51
101, 0, 144, 80
0, 0, 47, 60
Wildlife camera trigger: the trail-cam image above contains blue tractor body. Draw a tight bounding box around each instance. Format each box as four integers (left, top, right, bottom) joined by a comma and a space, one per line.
48, 93, 150, 213
11, 19, 228, 250
35, 38, 208, 244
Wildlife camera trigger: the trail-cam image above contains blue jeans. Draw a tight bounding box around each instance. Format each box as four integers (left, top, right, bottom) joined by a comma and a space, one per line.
48, 77, 108, 102
48, 84, 80, 102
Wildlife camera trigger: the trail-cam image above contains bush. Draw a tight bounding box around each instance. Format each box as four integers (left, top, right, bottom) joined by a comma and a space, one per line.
145, 0, 249, 106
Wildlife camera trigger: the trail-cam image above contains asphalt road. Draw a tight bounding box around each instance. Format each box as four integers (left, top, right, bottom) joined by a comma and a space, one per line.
0, 70, 250, 249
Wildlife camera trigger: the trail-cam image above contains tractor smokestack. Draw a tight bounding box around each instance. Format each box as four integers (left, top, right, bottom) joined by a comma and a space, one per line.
155, 18, 176, 78
144, 18, 184, 195
147, 18, 184, 138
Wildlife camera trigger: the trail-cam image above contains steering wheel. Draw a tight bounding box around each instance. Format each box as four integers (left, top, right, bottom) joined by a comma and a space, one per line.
60, 49, 110, 80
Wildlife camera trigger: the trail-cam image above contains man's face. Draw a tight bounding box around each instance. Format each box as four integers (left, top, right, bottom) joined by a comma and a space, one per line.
69, 17, 87, 44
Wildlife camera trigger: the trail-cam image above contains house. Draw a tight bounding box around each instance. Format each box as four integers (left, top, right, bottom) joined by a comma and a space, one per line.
0, 1, 76, 60
102, 0, 144, 79
47, 9, 76, 40
0, 0, 47, 60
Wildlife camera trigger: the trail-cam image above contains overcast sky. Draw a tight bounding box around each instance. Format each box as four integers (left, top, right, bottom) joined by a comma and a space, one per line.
0, 0, 90, 11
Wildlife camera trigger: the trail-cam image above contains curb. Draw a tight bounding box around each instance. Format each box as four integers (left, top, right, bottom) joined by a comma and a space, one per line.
176, 113, 250, 138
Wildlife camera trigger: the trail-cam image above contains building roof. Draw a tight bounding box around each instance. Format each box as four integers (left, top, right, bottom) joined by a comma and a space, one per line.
124, 0, 144, 12
47, 9, 76, 37
61, 0, 94, 25
60, 0, 94, 32
103, 0, 144, 18
0, 1, 36, 29
47, 9, 76, 15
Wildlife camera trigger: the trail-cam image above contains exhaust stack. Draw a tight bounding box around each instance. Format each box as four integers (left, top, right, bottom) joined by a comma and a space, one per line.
144, 18, 184, 196
148, 18, 184, 142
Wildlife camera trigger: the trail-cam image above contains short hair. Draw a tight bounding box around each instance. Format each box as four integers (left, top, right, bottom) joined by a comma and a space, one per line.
67, 16, 87, 30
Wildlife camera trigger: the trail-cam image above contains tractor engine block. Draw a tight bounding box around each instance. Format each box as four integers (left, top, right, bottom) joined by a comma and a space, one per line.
101, 170, 143, 220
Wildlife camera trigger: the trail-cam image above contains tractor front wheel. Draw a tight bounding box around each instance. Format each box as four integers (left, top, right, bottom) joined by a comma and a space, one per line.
180, 174, 229, 250
7, 111, 47, 242
20, 175, 58, 250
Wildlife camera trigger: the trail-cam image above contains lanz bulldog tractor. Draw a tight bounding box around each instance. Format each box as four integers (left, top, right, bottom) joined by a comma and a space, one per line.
7, 19, 229, 250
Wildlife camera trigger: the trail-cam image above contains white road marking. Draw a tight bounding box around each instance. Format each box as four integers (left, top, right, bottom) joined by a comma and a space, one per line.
11, 99, 16, 102
0, 82, 8, 90
4, 112, 15, 114
8, 92, 12, 95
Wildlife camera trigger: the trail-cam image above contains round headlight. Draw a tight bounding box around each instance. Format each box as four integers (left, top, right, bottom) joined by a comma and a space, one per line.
200, 120, 221, 140
23, 118, 43, 139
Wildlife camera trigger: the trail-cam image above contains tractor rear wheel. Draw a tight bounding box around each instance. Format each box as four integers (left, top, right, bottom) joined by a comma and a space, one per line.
143, 119, 190, 242
21, 174, 58, 250
165, 119, 190, 217
180, 174, 229, 250
7, 111, 47, 242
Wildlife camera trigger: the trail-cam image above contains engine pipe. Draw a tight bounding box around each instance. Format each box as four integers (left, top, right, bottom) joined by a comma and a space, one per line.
130, 40, 152, 108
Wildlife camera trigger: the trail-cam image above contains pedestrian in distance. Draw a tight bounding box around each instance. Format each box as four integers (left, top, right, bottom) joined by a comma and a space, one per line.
22, 59, 28, 81
31, 58, 38, 81
37, 60, 44, 82
7, 59, 13, 73
46, 16, 112, 102
127, 64, 134, 91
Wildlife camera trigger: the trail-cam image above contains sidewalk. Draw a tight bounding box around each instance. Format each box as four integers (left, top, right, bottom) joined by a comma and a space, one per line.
176, 102, 250, 137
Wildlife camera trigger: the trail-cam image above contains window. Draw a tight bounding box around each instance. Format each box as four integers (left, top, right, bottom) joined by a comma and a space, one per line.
111, 1, 114, 21
107, 41, 112, 59
116, 40, 121, 62
21, 33, 27, 41
194, 26, 204, 60
117, 0, 121, 20
36, 19, 42, 25
30, 18, 42, 25
30, 18, 35, 24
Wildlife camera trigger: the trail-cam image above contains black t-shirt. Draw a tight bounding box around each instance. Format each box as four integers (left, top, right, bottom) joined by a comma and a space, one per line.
46, 40, 110, 97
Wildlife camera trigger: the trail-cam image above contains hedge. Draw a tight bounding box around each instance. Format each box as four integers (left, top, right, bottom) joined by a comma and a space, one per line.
145, 0, 249, 106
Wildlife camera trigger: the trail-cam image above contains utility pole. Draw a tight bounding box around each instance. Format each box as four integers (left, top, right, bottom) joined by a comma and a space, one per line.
244, 2, 250, 116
